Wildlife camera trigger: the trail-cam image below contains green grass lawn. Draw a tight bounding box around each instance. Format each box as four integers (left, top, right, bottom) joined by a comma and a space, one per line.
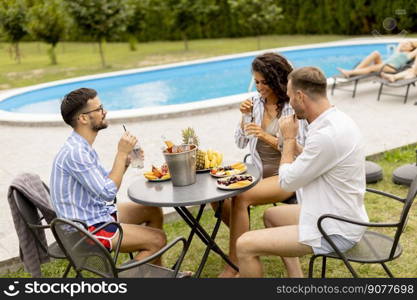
0, 35, 352, 90
2, 144, 416, 278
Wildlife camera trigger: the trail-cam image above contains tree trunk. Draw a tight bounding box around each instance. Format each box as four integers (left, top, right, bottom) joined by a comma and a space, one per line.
48, 43, 57, 65
15, 43, 21, 64
8, 44, 13, 59
98, 38, 107, 68
128, 34, 138, 51
182, 32, 189, 51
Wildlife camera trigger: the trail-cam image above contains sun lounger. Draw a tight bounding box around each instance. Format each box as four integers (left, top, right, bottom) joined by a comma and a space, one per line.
374, 76, 417, 104
330, 59, 415, 98
330, 72, 378, 98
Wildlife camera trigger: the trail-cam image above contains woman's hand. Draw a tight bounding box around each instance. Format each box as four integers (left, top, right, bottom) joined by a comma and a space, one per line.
244, 123, 265, 138
239, 98, 253, 114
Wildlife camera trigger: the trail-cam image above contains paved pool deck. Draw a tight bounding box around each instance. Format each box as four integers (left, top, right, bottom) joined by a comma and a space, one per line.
0, 79, 416, 271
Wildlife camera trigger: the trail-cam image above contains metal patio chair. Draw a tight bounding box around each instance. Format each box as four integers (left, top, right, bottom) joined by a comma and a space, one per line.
11, 187, 73, 277
330, 60, 414, 98
308, 174, 417, 278
51, 218, 189, 278
331, 72, 378, 98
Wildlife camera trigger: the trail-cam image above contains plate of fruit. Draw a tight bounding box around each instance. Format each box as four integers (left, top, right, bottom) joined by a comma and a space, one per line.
216, 174, 255, 190
143, 164, 171, 182
210, 162, 247, 178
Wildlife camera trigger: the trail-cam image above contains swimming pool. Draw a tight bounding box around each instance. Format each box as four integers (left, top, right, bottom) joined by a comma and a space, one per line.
0, 39, 399, 122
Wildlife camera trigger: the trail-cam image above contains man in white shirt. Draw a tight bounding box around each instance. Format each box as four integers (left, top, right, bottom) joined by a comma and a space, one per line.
236, 67, 369, 277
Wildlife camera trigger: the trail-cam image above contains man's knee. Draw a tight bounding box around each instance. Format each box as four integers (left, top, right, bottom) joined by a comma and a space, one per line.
263, 207, 275, 228
152, 230, 167, 250
236, 232, 257, 259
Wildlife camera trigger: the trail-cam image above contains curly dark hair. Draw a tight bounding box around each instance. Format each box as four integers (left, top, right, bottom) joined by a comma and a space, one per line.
251, 52, 293, 116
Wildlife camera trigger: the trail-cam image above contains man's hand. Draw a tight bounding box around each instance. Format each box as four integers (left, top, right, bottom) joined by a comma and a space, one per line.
110, 132, 137, 189
279, 115, 299, 140
239, 98, 253, 114
118, 132, 137, 155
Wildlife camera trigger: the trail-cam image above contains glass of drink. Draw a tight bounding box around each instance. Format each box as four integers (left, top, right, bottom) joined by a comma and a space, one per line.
243, 113, 254, 138
130, 143, 144, 169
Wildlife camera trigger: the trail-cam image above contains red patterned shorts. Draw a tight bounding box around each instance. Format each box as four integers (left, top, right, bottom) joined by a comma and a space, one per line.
88, 213, 118, 251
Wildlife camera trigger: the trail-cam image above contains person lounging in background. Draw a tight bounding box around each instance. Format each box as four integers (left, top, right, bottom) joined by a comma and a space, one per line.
337, 40, 417, 77
381, 59, 417, 82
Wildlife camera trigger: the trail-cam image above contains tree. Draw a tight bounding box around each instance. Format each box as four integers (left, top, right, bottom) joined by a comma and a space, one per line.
65, 0, 134, 67
26, 0, 71, 65
0, 0, 29, 64
230, 0, 283, 49
125, 0, 148, 51
167, 0, 210, 51
195, 0, 220, 39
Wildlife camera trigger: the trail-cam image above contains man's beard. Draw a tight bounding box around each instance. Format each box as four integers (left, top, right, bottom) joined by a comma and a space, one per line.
295, 112, 306, 120
91, 116, 108, 131
293, 108, 305, 120
92, 122, 108, 131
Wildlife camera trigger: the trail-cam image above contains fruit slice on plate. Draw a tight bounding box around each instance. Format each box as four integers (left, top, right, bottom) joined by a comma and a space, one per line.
216, 174, 255, 190
210, 162, 247, 177
144, 164, 171, 181
144, 172, 171, 181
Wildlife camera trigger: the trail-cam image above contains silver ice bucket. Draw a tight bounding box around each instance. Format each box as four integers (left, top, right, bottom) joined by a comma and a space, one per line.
163, 144, 196, 186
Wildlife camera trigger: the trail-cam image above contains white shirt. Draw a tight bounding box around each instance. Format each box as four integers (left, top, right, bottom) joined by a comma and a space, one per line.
234, 94, 308, 175
279, 107, 369, 248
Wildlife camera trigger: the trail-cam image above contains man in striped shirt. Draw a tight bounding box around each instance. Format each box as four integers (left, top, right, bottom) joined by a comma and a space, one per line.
50, 88, 166, 262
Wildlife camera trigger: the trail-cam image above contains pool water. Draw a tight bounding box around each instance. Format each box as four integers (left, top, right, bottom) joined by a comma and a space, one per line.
0, 43, 396, 114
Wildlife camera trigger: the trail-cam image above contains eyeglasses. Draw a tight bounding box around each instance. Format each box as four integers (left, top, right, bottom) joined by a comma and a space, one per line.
81, 105, 104, 115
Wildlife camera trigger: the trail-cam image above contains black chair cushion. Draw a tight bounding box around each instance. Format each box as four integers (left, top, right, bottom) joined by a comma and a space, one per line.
366, 161, 383, 184
392, 164, 417, 186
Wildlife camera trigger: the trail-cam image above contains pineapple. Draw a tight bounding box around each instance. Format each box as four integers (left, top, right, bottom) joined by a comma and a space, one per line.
181, 127, 206, 170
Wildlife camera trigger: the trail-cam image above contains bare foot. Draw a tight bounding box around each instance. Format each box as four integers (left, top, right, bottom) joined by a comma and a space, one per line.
381, 72, 395, 82
218, 267, 239, 278
180, 270, 194, 278
337, 67, 351, 78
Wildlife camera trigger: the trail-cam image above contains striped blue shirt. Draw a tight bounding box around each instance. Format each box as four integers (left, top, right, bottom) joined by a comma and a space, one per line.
234, 94, 308, 175
50, 131, 117, 226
